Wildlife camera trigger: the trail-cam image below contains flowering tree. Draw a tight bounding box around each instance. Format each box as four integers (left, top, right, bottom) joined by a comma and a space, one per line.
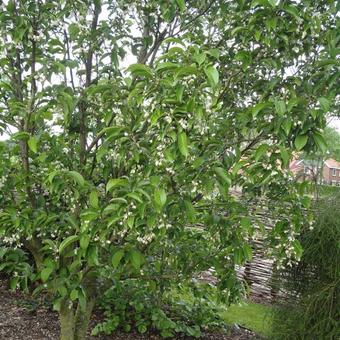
0, 0, 337, 339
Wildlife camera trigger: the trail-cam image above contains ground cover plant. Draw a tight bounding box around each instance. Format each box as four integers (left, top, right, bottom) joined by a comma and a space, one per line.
0, 0, 338, 339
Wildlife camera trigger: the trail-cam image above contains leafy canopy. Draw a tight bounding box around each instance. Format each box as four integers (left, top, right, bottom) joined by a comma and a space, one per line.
0, 0, 338, 338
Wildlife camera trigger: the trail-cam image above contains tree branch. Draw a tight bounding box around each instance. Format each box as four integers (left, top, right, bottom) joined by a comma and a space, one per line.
79, 1, 101, 168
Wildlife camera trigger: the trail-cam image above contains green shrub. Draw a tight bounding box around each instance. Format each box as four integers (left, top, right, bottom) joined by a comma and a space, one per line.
271, 194, 340, 339
92, 280, 228, 338
0, 246, 33, 292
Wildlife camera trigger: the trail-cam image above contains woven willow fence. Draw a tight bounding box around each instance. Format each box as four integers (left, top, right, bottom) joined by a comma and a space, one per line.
236, 206, 277, 302
235, 199, 303, 303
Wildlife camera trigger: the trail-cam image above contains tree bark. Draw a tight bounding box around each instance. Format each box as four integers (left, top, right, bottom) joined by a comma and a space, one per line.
74, 298, 95, 340
59, 297, 95, 340
60, 300, 75, 340
23, 238, 43, 271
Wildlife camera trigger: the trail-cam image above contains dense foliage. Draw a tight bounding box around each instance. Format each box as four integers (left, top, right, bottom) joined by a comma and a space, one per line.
0, 0, 338, 339
272, 194, 340, 339
93, 281, 227, 337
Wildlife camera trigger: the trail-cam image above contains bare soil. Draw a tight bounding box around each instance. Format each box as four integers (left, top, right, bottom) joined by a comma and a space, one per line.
0, 279, 260, 340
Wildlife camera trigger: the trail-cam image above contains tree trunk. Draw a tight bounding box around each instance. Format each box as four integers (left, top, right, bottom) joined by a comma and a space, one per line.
59, 297, 95, 340
74, 298, 95, 340
60, 300, 75, 340
24, 238, 43, 272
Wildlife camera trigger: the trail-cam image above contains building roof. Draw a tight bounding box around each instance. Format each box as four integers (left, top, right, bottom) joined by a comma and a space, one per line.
325, 158, 340, 170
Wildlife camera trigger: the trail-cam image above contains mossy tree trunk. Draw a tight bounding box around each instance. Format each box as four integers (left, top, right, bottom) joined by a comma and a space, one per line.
59, 298, 95, 340
60, 299, 75, 340
74, 298, 95, 340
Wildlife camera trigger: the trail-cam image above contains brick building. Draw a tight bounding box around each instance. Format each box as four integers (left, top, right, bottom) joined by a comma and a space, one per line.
323, 159, 340, 185
290, 158, 340, 186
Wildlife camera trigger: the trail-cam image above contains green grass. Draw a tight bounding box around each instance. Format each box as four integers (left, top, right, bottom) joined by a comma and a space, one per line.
221, 302, 273, 337
307, 183, 340, 197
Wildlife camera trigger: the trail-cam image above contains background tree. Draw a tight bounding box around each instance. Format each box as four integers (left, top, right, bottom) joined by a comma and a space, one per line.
0, 1, 338, 339
324, 126, 340, 161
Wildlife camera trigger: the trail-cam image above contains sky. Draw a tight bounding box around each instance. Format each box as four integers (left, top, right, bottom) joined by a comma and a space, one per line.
328, 117, 340, 132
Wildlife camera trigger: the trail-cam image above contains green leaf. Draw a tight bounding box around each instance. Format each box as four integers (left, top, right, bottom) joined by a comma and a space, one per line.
318, 97, 330, 112
57, 286, 67, 297
282, 119, 292, 136
240, 217, 252, 232
87, 245, 99, 266
175, 66, 197, 78
80, 211, 99, 221
59, 235, 79, 254
52, 299, 62, 312
234, 248, 243, 265
127, 64, 153, 78
255, 144, 269, 161
178, 131, 189, 157
294, 135, 308, 151
126, 192, 143, 203
193, 53, 206, 65
101, 126, 123, 139
28, 136, 38, 153
167, 46, 185, 56
109, 198, 128, 204
41, 267, 53, 282
243, 244, 253, 261
184, 200, 195, 222
274, 99, 286, 116
176, 85, 184, 102
80, 234, 90, 250
68, 23, 79, 39
313, 132, 327, 153
58, 92, 74, 122
280, 147, 289, 167
67, 171, 85, 187
204, 66, 219, 87
96, 146, 107, 162
89, 191, 99, 208
102, 204, 119, 215
112, 249, 124, 268
207, 48, 220, 59
154, 188, 167, 208
9, 277, 19, 290
235, 51, 252, 69
106, 178, 128, 192
70, 289, 78, 301
213, 167, 231, 186
251, 102, 271, 117
11, 131, 30, 141
156, 62, 180, 72
176, 0, 186, 12
284, 5, 300, 19
301, 196, 311, 209
162, 37, 186, 47
138, 324, 147, 334
130, 249, 142, 270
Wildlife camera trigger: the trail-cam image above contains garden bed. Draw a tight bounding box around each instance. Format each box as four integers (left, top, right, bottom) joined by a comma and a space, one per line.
0, 279, 260, 340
